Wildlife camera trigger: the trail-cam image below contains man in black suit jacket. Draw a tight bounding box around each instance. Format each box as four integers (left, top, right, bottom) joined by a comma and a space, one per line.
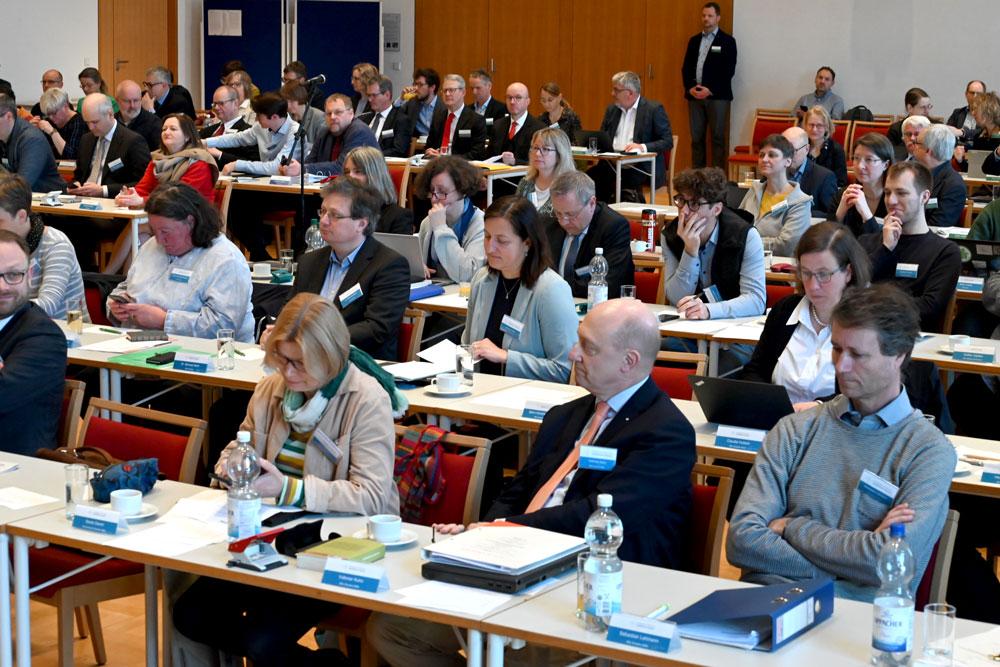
488, 82, 545, 166
114, 80, 162, 152
144, 66, 196, 119
592, 71, 673, 202
292, 179, 409, 360
69, 93, 151, 198
284, 95, 379, 178
367, 298, 696, 665
0, 231, 67, 455
424, 74, 487, 161
469, 69, 508, 131
200, 85, 259, 168
784, 126, 837, 216
682, 2, 738, 169
358, 76, 412, 158
548, 171, 636, 299
400, 68, 440, 138
914, 124, 967, 228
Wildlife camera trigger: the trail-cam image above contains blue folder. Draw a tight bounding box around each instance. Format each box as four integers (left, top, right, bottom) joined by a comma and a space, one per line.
410, 284, 446, 301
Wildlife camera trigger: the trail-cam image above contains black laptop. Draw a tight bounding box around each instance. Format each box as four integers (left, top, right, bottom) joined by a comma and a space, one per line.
952, 238, 1000, 275
688, 375, 795, 431
421, 544, 585, 594
573, 129, 614, 152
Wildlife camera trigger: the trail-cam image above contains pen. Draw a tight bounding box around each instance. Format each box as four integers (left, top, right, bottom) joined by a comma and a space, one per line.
646, 603, 671, 619
960, 457, 985, 467
99, 327, 122, 334
208, 472, 233, 487
431, 526, 436, 543
234, 348, 246, 357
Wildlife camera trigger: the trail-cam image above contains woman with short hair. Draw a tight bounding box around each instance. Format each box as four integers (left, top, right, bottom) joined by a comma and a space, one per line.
803, 105, 848, 186
739, 133, 813, 256
415, 156, 485, 282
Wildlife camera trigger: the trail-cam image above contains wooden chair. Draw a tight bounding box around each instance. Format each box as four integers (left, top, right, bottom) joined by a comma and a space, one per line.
962, 198, 976, 228
846, 120, 892, 154
57, 379, 86, 449
661, 134, 678, 203
214, 179, 235, 236
754, 108, 795, 119
29, 398, 206, 666
397, 307, 427, 362
689, 463, 734, 576
650, 350, 707, 400
263, 211, 296, 255
916, 509, 959, 609
386, 160, 412, 207
83, 284, 112, 326
831, 119, 852, 148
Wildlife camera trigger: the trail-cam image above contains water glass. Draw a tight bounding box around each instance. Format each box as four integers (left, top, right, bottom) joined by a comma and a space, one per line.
279, 249, 295, 272
66, 298, 84, 334
216, 328, 236, 371
588, 137, 599, 155
576, 552, 590, 620
456, 344, 475, 386
620, 284, 637, 299
65, 464, 89, 519
762, 238, 774, 269
921, 603, 956, 664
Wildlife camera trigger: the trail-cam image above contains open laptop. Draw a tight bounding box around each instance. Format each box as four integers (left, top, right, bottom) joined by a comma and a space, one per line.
688, 375, 795, 431
965, 150, 995, 180
421, 544, 586, 594
953, 237, 1000, 275
373, 232, 425, 282
573, 129, 614, 152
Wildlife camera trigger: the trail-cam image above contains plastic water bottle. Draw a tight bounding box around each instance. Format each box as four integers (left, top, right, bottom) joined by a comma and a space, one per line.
583, 493, 623, 632
871, 523, 915, 666
587, 248, 609, 310
304, 218, 325, 251
226, 430, 262, 540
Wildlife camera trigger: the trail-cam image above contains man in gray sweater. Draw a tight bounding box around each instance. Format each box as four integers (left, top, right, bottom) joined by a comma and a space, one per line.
727, 284, 956, 601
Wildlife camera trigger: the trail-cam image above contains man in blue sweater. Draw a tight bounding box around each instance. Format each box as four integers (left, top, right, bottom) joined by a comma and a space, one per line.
0, 95, 64, 192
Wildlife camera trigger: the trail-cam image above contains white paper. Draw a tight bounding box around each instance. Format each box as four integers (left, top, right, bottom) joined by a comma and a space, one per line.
423, 525, 585, 572
207, 9, 241, 36
0, 487, 59, 510
469, 385, 583, 412
660, 319, 735, 335
417, 339, 458, 367
0, 461, 19, 474
82, 325, 139, 335
158, 489, 227, 525
78, 337, 172, 354
480, 155, 505, 164
235, 346, 266, 361
106, 518, 226, 557
713, 323, 765, 343
953, 626, 1000, 666
384, 360, 451, 381
396, 580, 512, 615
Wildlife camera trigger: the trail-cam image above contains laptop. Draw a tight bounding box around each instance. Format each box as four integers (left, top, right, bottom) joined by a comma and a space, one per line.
965, 150, 994, 180
573, 129, 614, 152
421, 544, 586, 594
688, 375, 795, 431
953, 238, 1000, 275
373, 232, 425, 282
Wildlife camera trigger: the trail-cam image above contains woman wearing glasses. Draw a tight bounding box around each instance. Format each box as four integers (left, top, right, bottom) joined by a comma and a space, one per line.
415, 156, 485, 282
343, 146, 413, 234
514, 128, 576, 217
739, 134, 813, 256
803, 105, 848, 187
831, 132, 893, 237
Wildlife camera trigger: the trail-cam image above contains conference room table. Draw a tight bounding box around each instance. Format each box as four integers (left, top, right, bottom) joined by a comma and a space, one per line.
572, 150, 658, 204
30, 195, 148, 258
384, 156, 530, 206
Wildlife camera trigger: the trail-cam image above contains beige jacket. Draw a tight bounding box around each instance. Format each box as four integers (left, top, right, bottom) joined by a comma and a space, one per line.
216, 365, 399, 515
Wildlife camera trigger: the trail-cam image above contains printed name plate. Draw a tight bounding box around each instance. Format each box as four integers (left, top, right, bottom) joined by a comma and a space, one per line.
715, 425, 766, 452
953, 344, 996, 364
173, 351, 216, 373
606, 613, 679, 653
321, 558, 388, 592
522, 400, 556, 420
72, 505, 122, 535
579, 445, 618, 471
981, 462, 1000, 485
956, 276, 984, 292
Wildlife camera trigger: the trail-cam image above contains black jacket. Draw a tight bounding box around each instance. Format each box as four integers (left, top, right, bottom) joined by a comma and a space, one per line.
118, 109, 163, 153
598, 98, 674, 187
153, 85, 196, 119
425, 106, 487, 160
74, 123, 152, 197
199, 118, 259, 167
792, 158, 838, 217
681, 28, 738, 101
378, 203, 414, 235
358, 107, 412, 158
545, 203, 635, 299
488, 113, 546, 165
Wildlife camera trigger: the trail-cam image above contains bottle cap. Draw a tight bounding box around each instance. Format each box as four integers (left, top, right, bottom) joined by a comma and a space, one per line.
890, 523, 905, 538
595, 247, 604, 255
236, 430, 251, 443
597, 493, 612, 508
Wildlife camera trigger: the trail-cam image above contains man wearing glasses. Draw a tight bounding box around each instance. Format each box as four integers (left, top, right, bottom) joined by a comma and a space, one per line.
399, 68, 440, 138
424, 74, 487, 161
29, 69, 63, 119
0, 229, 67, 456
282, 60, 325, 110
114, 80, 162, 152
199, 85, 257, 168
141, 65, 196, 120
662, 167, 765, 321
782, 126, 837, 217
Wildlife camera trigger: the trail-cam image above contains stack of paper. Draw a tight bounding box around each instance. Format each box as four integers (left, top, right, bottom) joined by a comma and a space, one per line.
394, 580, 512, 615
423, 525, 585, 574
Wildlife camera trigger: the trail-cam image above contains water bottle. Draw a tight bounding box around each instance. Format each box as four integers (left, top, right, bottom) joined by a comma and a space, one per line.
226, 430, 262, 540
304, 218, 325, 252
871, 523, 915, 666
582, 493, 623, 632
587, 248, 609, 310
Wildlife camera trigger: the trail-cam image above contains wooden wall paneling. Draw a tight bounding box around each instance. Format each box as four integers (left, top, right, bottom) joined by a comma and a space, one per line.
414, 0, 489, 88
98, 0, 174, 92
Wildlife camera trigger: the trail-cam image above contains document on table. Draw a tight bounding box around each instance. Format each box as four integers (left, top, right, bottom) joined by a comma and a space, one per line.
660, 319, 737, 335
468, 385, 582, 412
395, 581, 512, 616
78, 337, 172, 353
0, 460, 19, 474
416, 339, 459, 368
0, 487, 58, 510
952, 626, 1000, 666
713, 323, 765, 343
423, 525, 586, 573
160, 489, 290, 525
106, 519, 227, 557
384, 361, 451, 381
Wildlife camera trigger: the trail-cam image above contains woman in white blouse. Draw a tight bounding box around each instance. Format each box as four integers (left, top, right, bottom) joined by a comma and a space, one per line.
513, 127, 576, 217
740, 221, 871, 408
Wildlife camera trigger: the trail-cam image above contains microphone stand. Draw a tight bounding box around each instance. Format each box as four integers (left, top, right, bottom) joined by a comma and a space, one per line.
296, 125, 307, 251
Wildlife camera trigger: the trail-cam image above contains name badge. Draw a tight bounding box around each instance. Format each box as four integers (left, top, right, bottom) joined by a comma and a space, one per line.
339, 283, 363, 307
858, 469, 898, 505
458, 129, 472, 138
549, 122, 560, 129
926, 197, 939, 210
895, 263, 919, 279
606, 614, 678, 654
310, 430, 343, 465
173, 351, 216, 373
579, 445, 618, 471
575, 265, 592, 277
486, 118, 495, 127
380, 128, 394, 138
72, 505, 123, 535
79, 202, 102, 211
321, 558, 389, 592
715, 425, 766, 452
108, 157, 124, 172
500, 314, 524, 339
957, 276, 985, 292
710, 45, 722, 53
169, 268, 193, 283
953, 344, 996, 363
981, 462, 1000, 485
769, 200, 789, 216
1, 158, 8, 168
703, 284, 722, 304
522, 400, 556, 420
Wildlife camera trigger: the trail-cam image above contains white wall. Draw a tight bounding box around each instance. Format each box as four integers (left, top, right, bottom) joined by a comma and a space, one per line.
0, 0, 99, 105
380, 0, 415, 98
730, 0, 1000, 145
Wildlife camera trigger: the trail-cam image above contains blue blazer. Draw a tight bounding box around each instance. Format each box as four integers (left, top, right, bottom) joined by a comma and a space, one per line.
304, 119, 380, 176
462, 267, 578, 383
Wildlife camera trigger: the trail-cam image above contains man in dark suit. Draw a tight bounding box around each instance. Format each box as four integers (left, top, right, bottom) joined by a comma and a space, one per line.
199, 85, 257, 168
915, 124, 967, 228
358, 76, 412, 158
400, 68, 440, 138
424, 74, 487, 160
0, 94, 65, 192
292, 179, 409, 360
784, 126, 837, 216
682, 2, 738, 169
68, 93, 151, 198
283, 94, 379, 178
0, 230, 67, 455
946, 80, 986, 143
548, 171, 635, 299
143, 66, 196, 119
468, 69, 508, 131
367, 297, 696, 664
488, 82, 545, 166
115, 80, 162, 152
592, 71, 673, 202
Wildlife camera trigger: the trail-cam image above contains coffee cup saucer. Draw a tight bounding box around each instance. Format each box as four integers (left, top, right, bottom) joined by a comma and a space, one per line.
425, 386, 471, 397
352, 528, 418, 548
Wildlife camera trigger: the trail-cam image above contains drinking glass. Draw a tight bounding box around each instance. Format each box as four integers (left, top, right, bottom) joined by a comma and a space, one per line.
216, 329, 236, 371
620, 285, 637, 299
65, 464, 89, 519
456, 344, 475, 386
921, 603, 956, 664
66, 298, 84, 334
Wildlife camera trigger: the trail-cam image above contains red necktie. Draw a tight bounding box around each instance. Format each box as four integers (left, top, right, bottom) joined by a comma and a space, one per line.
441, 113, 455, 152
508, 118, 518, 141
329, 135, 343, 162
214, 123, 225, 137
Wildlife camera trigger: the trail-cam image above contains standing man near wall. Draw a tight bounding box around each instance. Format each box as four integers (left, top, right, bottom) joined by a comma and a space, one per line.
682, 2, 737, 170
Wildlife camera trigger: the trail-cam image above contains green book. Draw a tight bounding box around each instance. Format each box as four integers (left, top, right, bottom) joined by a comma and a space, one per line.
295, 536, 386, 571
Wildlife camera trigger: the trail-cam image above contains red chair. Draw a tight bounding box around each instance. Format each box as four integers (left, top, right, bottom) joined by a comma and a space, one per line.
728, 113, 797, 180
397, 307, 427, 362
386, 161, 411, 207
831, 119, 851, 148
766, 283, 796, 309
650, 350, 707, 400
689, 463, 734, 576
84, 284, 112, 326
30, 398, 206, 666
846, 120, 892, 153
634, 269, 663, 304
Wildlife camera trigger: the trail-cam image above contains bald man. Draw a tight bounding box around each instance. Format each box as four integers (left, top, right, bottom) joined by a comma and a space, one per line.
29, 69, 63, 118
368, 298, 697, 665
782, 125, 837, 216
115, 79, 162, 152
488, 82, 546, 166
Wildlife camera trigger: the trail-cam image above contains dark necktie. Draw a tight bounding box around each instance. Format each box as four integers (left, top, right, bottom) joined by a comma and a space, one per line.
329, 135, 344, 162
563, 234, 581, 280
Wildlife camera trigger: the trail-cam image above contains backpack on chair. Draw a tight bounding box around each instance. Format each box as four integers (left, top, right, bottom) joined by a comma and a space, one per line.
843, 105, 874, 122
394, 425, 448, 523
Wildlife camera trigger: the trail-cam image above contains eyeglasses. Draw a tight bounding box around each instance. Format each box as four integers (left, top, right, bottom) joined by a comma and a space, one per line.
552, 207, 587, 222
319, 207, 354, 220
41, 79, 62, 85
799, 266, 845, 284
0, 270, 27, 285
506, 95, 526, 102
142, 80, 164, 89
529, 146, 555, 155
429, 188, 456, 201
673, 196, 711, 210
852, 155, 886, 165
793, 143, 809, 153
211, 98, 236, 107
271, 350, 306, 373
441, 87, 463, 95
612, 87, 629, 94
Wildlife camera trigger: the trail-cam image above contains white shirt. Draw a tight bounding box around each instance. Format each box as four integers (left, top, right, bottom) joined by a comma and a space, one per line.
772, 297, 835, 404
613, 97, 640, 151
369, 108, 390, 138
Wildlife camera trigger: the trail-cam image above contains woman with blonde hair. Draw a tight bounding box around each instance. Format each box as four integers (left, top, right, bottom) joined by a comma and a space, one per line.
514, 127, 576, 216
342, 146, 413, 233
803, 105, 847, 186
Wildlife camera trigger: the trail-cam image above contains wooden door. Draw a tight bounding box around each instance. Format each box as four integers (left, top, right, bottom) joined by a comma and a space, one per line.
414, 0, 488, 88
98, 0, 176, 91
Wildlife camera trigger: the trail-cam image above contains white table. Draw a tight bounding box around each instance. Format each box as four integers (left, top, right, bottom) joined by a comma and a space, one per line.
573, 151, 658, 204
31, 196, 148, 258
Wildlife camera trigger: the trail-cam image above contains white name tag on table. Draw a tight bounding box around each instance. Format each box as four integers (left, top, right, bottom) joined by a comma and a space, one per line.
173, 351, 216, 373
72, 505, 124, 535
321, 558, 389, 592
957, 276, 985, 292
953, 344, 996, 363
715, 425, 766, 452
606, 613, 679, 653
982, 462, 1000, 485
522, 400, 556, 420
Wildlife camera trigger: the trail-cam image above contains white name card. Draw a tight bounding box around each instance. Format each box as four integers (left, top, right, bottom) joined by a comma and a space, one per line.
956, 276, 985, 292
953, 344, 996, 364
72, 505, 123, 535
321, 558, 388, 592
606, 613, 679, 654
715, 425, 766, 452
173, 352, 216, 373
981, 462, 1000, 485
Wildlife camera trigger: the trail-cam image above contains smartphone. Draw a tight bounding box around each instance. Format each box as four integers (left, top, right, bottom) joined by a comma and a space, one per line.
146, 351, 176, 365
108, 293, 134, 304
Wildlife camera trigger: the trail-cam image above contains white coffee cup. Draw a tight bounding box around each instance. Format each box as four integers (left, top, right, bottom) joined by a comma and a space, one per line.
949, 334, 972, 351
631, 240, 648, 253
252, 262, 272, 278
431, 372, 462, 393
367, 514, 402, 543
110, 489, 143, 517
